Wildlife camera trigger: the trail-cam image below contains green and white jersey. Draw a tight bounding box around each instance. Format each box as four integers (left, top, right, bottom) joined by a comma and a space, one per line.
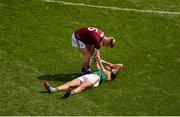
92, 69, 117, 83
92, 69, 107, 82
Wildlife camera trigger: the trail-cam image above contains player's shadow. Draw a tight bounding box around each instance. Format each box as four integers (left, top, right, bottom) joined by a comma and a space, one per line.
37, 73, 80, 82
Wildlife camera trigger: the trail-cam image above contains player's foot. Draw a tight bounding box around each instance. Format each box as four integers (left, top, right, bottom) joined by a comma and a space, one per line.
63, 88, 72, 98
44, 81, 55, 94
80, 69, 91, 75
44, 81, 50, 90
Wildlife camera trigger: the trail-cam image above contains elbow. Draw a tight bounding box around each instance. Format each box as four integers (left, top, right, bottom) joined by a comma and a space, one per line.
95, 56, 100, 61
115, 64, 123, 68
118, 64, 123, 68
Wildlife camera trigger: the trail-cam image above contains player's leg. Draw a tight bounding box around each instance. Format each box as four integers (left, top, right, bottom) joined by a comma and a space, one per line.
44, 78, 81, 94
57, 78, 81, 91
80, 48, 92, 74
71, 34, 92, 75
64, 80, 93, 98
73, 80, 93, 94
63, 74, 100, 98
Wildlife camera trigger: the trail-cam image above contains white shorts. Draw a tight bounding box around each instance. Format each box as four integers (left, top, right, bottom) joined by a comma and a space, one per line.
71, 33, 86, 48
77, 74, 101, 87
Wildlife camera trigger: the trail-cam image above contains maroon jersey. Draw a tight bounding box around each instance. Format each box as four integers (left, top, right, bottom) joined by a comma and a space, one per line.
74, 27, 105, 49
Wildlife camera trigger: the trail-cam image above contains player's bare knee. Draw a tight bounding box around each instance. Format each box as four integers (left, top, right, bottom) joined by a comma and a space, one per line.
63, 84, 70, 89
79, 84, 86, 91
86, 53, 91, 58
66, 81, 73, 87
80, 48, 89, 56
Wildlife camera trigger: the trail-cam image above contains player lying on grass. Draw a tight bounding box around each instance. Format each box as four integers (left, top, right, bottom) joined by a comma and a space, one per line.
44, 49, 123, 98
72, 27, 116, 75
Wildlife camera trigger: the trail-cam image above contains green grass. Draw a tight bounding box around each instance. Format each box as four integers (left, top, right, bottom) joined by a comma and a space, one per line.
0, 0, 180, 115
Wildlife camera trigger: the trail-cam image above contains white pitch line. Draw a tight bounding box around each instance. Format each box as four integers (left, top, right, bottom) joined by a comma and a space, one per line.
43, 0, 180, 15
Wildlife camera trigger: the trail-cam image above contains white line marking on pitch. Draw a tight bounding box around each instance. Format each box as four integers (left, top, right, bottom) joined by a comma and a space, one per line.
43, 0, 180, 15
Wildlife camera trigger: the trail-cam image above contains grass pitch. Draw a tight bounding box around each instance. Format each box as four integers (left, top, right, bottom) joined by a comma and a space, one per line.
0, 0, 180, 115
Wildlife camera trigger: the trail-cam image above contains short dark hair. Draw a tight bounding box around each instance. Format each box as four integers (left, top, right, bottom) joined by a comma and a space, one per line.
110, 37, 115, 48
111, 72, 117, 80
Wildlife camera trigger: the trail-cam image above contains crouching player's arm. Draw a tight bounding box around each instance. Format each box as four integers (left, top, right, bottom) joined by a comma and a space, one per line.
94, 49, 109, 76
